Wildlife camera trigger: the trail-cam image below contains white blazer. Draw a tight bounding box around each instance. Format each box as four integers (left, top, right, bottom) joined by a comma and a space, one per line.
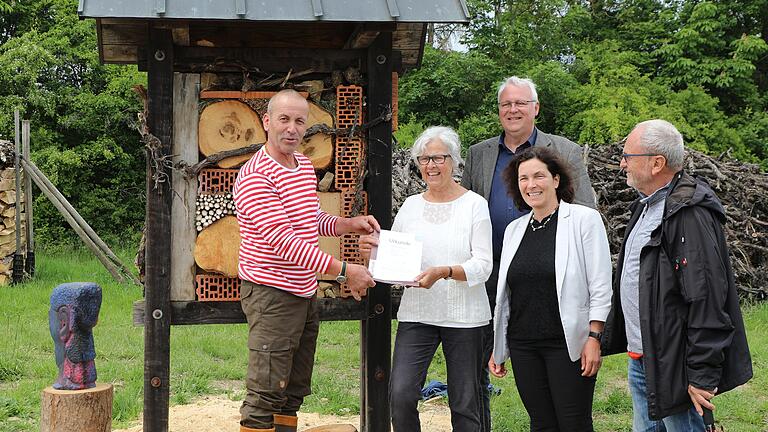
492, 201, 612, 362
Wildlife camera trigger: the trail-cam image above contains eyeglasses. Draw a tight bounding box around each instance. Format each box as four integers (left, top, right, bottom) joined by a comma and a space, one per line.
416, 154, 451, 165
498, 100, 537, 110
621, 153, 661, 162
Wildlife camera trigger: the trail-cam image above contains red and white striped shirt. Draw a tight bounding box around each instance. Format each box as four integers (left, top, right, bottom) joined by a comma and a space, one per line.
233, 148, 339, 297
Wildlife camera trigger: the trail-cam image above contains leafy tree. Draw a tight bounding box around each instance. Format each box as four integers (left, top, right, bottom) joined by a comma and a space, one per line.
399, 46, 502, 127
0, 0, 146, 246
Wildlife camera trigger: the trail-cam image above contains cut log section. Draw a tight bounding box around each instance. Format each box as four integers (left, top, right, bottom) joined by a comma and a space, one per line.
194, 216, 241, 277
299, 102, 334, 171
40, 383, 113, 432
198, 100, 266, 168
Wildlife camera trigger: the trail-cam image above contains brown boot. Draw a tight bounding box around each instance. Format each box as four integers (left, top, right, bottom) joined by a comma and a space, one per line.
274, 414, 298, 432
240, 426, 275, 432
302, 425, 357, 432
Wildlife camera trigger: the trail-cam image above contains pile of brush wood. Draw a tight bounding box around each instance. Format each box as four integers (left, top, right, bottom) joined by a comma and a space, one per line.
391, 144, 768, 300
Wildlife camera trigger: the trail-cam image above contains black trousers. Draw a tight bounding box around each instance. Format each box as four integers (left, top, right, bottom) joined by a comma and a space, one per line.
390, 322, 485, 432
508, 338, 596, 432
480, 259, 500, 432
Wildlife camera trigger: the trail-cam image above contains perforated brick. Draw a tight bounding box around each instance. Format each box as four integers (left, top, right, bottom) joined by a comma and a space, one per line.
341, 189, 368, 218
336, 85, 363, 128
198, 168, 239, 194
196, 274, 241, 301
334, 137, 364, 190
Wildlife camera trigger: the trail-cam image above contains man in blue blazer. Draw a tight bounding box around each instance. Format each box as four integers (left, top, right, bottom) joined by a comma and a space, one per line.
461, 76, 595, 432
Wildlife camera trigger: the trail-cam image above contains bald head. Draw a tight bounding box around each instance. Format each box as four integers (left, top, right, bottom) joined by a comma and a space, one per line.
267, 89, 308, 115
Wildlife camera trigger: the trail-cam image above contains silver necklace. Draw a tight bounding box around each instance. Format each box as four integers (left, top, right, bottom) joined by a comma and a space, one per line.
529, 210, 557, 232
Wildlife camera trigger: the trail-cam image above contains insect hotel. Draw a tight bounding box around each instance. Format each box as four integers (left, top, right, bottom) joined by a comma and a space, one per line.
78, 1, 469, 431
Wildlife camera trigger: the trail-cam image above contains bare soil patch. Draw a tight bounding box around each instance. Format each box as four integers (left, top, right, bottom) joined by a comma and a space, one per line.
113, 395, 452, 431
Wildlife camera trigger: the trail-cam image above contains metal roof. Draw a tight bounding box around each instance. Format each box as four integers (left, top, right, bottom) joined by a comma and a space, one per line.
78, 0, 470, 23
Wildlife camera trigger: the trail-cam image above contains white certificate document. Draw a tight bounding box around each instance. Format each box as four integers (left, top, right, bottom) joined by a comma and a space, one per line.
368, 230, 422, 285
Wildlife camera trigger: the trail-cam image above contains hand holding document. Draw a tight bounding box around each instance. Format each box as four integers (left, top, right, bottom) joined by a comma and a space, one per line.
368, 230, 422, 286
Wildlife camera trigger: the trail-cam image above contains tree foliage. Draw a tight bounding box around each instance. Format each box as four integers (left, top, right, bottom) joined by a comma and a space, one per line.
1, 0, 767, 246
399, 0, 767, 169
0, 0, 146, 246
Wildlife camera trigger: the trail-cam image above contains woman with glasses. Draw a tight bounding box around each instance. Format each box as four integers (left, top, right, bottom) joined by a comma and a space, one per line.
489, 147, 612, 431
360, 126, 493, 431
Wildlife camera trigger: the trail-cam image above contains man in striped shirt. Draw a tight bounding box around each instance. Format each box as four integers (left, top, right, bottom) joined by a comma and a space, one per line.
234, 90, 378, 432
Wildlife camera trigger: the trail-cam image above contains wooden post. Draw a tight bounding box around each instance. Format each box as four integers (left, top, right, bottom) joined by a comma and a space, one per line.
20, 160, 125, 283
170, 73, 199, 301
144, 27, 174, 432
22, 120, 34, 277
362, 31, 393, 432
12, 109, 24, 283
40, 384, 113, 432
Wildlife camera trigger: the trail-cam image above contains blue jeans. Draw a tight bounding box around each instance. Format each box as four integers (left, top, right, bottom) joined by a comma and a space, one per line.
628, 358, 705, 432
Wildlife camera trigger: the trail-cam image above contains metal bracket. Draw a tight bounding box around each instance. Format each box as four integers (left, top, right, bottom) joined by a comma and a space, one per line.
236, 0, 247, 17
311, 0, 324, 17
385, 0, 400, 18
155, 0, 166, 15
459, 0, 470, 19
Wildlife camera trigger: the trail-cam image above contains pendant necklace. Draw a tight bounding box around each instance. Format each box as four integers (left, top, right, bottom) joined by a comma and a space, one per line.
529, 208, 557, 232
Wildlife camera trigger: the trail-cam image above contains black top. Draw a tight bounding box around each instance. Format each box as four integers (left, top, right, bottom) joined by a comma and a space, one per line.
506, 209, 564, 341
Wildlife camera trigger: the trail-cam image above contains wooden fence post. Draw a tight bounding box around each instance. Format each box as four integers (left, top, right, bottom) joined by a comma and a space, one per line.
362, 31, 393, 432
22, 120, 34, 277
144, 27, 174, 432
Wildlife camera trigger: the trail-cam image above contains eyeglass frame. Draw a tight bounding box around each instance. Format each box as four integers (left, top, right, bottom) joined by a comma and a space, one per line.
498, 100, 537, 110
416, 154, 452, 166
621, 153, 661, 162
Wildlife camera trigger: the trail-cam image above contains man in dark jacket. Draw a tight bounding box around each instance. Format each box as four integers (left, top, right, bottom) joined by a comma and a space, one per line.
602, 119, 752, 431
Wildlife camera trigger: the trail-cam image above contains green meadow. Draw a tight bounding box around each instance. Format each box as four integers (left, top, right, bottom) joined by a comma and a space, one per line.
1, 249, 766, 431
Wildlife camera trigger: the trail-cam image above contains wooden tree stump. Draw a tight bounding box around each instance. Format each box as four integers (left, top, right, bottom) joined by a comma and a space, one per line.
41, 383, 113, 432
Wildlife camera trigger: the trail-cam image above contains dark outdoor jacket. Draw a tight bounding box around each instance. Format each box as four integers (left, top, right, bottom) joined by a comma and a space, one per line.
602, 171, 753, 420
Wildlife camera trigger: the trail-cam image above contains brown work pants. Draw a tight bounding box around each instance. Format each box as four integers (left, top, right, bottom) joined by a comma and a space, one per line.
239, 281, 319, 429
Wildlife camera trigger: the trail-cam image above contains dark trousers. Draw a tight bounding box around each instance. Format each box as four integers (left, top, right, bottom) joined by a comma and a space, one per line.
480, 259, 500, 432
239, 281, 319, 429
390, 322, 484, 432
508, 338, 596, 432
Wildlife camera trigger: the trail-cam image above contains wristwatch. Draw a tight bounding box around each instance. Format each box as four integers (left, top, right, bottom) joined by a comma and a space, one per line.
335, 261, 348, 284
588, 331, 603, 342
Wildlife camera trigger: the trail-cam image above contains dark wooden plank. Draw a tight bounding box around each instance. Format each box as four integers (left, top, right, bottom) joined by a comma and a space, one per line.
143, 27, 174, 432
362, 31, 394, 432
132, 297, 402, 325
143, 46, 366, 74
189, 22, 355, 49
102, 45, 139, 64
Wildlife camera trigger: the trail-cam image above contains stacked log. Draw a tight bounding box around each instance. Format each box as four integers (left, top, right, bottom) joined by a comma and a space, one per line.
0, 139, 25, 285
392, 144, 768, 300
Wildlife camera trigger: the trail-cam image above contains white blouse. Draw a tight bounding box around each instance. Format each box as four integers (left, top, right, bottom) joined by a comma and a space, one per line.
393, 190, 493, 328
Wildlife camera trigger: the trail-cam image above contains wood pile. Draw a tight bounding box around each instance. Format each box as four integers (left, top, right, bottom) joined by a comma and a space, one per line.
0, 139, 24, 285
391, 145, 768, 300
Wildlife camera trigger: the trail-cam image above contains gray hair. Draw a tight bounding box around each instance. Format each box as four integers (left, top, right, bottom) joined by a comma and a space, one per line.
633, 119, 685, 170
497, 76, 539, 103
410, 126, 463, 171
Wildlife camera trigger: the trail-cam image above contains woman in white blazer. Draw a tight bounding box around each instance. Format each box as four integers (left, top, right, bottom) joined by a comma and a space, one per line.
488, 147, 611, 432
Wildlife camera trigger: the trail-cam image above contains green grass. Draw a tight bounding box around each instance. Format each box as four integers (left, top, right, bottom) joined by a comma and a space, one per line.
2, 249, 767, 431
